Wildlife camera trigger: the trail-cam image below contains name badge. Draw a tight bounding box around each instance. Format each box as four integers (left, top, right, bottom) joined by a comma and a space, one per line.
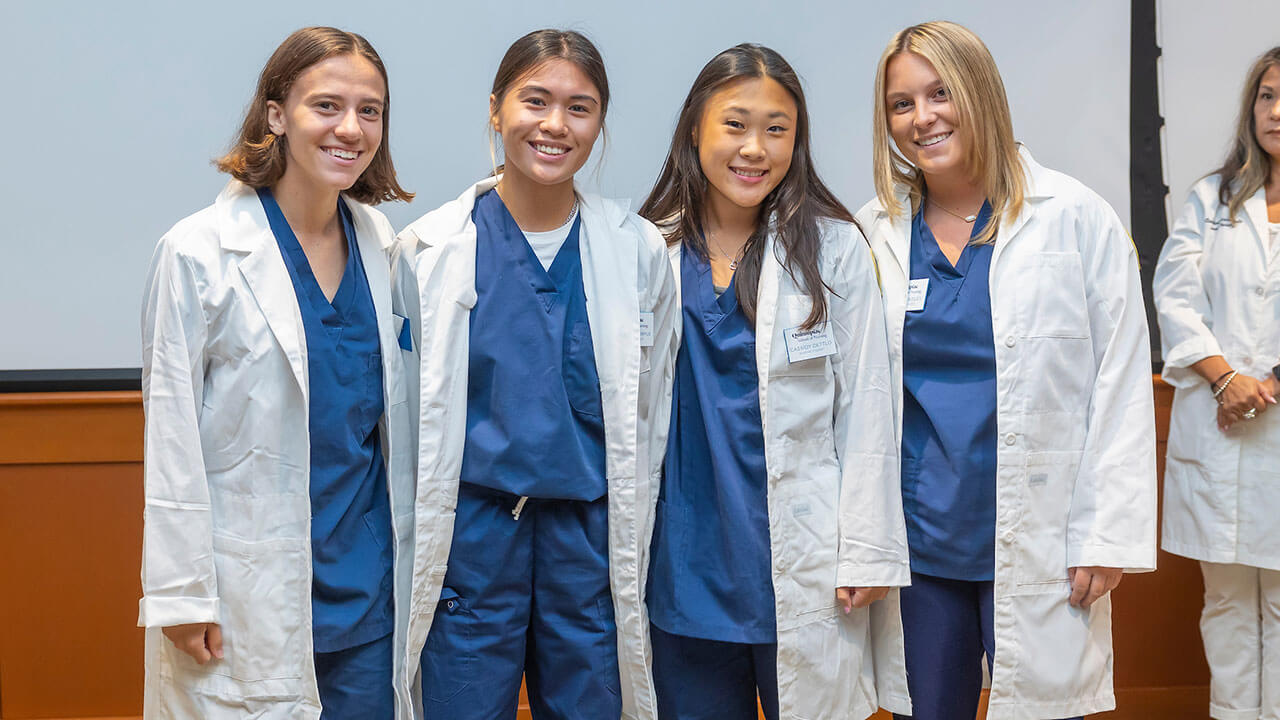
906, 278, 929, 312
783, 323, 836, 363
639, 311, 655, 347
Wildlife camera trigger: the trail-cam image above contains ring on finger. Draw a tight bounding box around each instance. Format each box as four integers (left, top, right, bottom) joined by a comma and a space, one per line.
1244, 408, 1258, 420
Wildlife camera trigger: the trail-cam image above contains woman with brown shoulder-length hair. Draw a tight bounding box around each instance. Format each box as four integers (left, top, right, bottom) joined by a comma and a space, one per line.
139, 26, 418, 720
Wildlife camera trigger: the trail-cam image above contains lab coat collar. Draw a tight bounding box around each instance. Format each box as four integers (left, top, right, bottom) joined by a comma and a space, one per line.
399, 174, 629, 249
878, 145, 1056, 274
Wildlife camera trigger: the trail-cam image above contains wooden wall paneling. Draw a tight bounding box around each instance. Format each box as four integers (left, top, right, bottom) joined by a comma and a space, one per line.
0, 381, 1209, 719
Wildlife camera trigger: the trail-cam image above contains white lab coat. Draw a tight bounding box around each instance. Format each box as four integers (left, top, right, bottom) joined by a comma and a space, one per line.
666, 217, 912, 720
1155, 176, 1280, 570
390, 177, 679, 720
857, 149, 1158, 719
138, 180, 418, 718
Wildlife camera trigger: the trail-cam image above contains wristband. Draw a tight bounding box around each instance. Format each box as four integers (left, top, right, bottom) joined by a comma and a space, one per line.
1213, 371, 1238, 403
1273, 363, 1279, 382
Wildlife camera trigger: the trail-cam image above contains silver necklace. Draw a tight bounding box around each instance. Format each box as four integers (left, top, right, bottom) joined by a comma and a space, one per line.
707, 230, 743, 271
928, 198, 979, 223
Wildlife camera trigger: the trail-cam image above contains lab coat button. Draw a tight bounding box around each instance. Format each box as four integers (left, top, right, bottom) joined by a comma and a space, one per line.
1004, 433, 1017, 446
1256, 286, 1265, 297
1004, 335, 1016, 348
1001, 530, 1015, 543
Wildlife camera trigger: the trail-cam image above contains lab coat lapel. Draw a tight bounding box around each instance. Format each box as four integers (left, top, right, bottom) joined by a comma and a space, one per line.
350, 202, 405, 408
755, 229, 780, 444
1243, 186, 1270, 257
218, 182, 308, 396
579, 190, 637, 476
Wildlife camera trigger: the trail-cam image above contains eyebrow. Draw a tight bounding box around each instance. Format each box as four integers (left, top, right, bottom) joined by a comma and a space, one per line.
521, 85, 600, 105
725, 105, 792, 121
308, 92, 385, 107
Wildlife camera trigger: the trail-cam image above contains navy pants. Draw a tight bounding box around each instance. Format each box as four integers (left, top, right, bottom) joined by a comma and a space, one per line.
650, 625, 779, 720
315, 631, 394, 720
895, 572, 1081, 720
420, 485, 621, 719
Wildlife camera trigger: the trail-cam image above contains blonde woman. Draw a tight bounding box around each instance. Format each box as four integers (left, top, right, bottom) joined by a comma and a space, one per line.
1155, 46, 1280, 720
856, 21, 1157, 720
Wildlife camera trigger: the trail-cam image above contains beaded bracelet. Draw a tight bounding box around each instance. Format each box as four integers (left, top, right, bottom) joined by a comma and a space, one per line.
1212, 370, 1238, 404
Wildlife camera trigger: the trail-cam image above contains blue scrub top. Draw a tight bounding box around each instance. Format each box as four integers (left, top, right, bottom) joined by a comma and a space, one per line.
901, 202, 998, 581
459, 189, 607, 501
647, 247, 775, 644
258, 188, 394, 652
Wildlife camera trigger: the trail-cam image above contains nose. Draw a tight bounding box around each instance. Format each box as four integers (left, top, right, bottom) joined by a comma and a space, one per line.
740, 132, 765, 160
335, 108, 362, 142
912, 101, 936, 130
540, 107, 568, 136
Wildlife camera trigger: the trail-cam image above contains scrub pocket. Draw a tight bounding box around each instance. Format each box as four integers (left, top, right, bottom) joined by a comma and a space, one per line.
564, 321, 604, 419
420, 587, 475, 703
593, 594, 622, 697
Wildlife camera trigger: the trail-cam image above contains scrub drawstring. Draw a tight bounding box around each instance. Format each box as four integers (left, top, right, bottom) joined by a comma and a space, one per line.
512, 496, 529, 521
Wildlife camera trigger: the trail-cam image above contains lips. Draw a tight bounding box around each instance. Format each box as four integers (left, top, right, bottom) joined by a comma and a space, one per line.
531, 142, 570, 158
916, 131, 951, 147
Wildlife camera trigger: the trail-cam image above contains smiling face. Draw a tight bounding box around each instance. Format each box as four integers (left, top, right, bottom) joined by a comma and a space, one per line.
490, 58, 603, 189
1254, 64, 1280, 161
266, 53, 385, 195
885, 52, 969, 182
694, 76, 797, 214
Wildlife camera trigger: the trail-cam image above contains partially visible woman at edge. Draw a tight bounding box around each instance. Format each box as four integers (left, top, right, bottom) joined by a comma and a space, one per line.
139, 27, 418, 719
639, 44, 910, 720
391, 29, 678, 720
856, 21, 1157, 720
1155, 45, 1280, 720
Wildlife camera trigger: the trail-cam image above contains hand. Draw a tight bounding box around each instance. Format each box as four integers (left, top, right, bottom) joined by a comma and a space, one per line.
1217, 375, 1277, 431
162, 623, 224, 664
1067, 566, 1122, 609
837, 586, 890, 613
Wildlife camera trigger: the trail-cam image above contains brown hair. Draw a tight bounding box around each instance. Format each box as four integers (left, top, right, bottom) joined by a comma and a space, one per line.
640, 44, 853, 329
871, 21, 1024, 245
1213, 46, 1280, 222
215, 26, 412, 205
487, 29, 610, 174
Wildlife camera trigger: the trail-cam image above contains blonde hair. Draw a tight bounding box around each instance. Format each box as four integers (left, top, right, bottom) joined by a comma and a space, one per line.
871, 21, 1025, 244
1213, 46, 1280, 223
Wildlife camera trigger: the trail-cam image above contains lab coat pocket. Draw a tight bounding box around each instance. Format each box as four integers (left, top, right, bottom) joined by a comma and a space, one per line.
420, 587, 474, 703
205, 534, 307, 682
1013, 451, 1080, 585
774, 294, 832, 378
773, 469, 840, 619
1018, 252, 1090, 339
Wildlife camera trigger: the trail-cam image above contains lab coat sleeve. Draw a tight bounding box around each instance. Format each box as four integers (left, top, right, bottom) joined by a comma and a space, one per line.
828, 226, 911, 588
1067, 200, 1158, 572
138, 233, 220, 628
1153, 183, 1222, 389
634, 217, 679, 578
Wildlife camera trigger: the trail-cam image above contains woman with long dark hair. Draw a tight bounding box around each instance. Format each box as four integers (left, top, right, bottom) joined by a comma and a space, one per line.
394, 29, 678, 720
139, 26, 416, 719
640, 44, 909, 720
1156, 45, 1280, 720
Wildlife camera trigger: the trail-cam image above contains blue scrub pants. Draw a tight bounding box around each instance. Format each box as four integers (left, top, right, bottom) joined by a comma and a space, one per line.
650, 625, 778, 720
894, 573, 1081, 720
420, 484, 620, 720
315, 631, 394, 720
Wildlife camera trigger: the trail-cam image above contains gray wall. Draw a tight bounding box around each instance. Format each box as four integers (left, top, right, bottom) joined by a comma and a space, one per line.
1, 1, 1129, 370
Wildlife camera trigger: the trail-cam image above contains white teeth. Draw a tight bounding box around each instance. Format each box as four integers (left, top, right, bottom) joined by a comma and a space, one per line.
534, 144, 567, 155
734, 169, 765, 177
327, 148, 358, 160
918, 133, 950, 147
